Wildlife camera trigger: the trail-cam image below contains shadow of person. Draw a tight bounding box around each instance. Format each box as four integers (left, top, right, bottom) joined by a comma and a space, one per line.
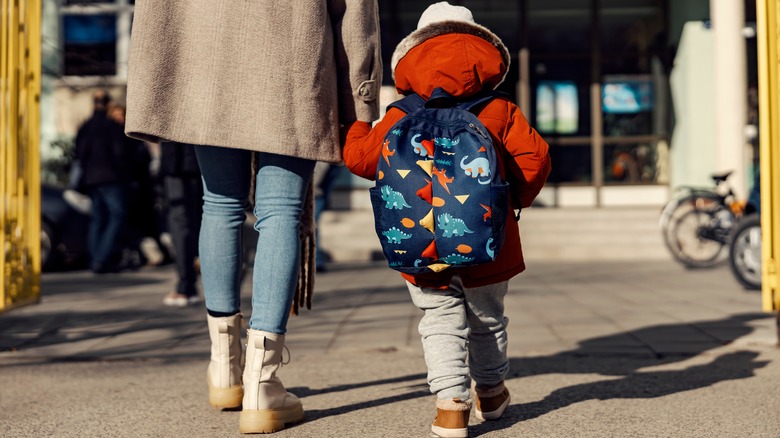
466, 313, 771, 436
471, 351, 768, 436
283, 314, 771, 430
508, 313, 769, 379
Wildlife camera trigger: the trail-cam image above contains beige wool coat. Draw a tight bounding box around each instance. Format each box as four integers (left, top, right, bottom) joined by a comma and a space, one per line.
125, 0, 381, 163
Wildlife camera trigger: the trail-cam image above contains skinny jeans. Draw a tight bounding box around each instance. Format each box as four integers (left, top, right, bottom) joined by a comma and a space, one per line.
194, 145, 315, 333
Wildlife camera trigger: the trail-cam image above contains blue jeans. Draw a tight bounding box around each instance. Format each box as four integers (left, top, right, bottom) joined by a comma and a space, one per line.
88, 183, 128, 270
194, 145, 315, 333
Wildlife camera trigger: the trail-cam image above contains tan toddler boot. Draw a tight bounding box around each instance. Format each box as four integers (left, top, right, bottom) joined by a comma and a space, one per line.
431, 397, 471, 438
474, 381, 511, 421
206, 313, 244, 409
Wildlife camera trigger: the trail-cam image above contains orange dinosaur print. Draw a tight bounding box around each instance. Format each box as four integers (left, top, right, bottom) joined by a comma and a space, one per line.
382, 139, 395, 166
480, 203, 492, 221
432, 167, 453, 194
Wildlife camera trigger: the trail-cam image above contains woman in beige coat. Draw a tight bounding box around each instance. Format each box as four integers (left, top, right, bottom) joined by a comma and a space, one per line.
125, 1, 381, 434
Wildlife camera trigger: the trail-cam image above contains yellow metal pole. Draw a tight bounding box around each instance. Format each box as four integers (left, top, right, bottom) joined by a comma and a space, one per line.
756, 0, 780, 311
1, 0, 41, 312
26, 0, 42, 283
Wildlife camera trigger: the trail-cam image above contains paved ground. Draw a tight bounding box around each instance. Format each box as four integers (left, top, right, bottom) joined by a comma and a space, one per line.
1, 257, 779, 437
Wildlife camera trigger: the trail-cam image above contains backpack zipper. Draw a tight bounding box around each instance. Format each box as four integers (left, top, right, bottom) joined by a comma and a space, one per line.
469, 123, 489, 140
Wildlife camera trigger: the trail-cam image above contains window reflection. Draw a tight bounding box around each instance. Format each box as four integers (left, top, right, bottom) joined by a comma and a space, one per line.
62, 14, 117, 76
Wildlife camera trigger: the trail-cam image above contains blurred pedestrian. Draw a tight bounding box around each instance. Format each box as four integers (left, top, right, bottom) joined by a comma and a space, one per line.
159, 141, 203, 307
342, 3, 551, 437
107, 103, 170, 270
312, 162, 341, 272
73, 90, 131, 274
125, 1, 381, 434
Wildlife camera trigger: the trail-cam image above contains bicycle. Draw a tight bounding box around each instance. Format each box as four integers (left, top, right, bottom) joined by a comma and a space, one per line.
728, 170, 762, 290
729, 213, 762, 290
659, 171, 745, 268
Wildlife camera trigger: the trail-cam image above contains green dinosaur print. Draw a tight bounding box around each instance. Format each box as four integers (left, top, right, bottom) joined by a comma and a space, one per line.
381, 185, 412, 210
382, 227, 412, 244
441, 253, 475, 265
434, 136, 460, 148
437, 213, 474, 237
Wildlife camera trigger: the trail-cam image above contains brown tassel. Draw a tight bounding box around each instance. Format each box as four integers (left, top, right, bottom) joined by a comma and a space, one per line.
249, 152, 259, 210
290, 180, 316, 316
306, 235, 315, 310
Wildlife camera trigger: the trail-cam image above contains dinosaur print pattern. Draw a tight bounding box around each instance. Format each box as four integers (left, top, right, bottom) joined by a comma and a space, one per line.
381, 185, 411, 210
434, 136, 460, 149
460, 156, 491, 182
485, 238, 495, 259
441, 253, 475, 265
382, 227, 412, 244
432, 167, 454, 194
370, 91, 509, 274
381, 139, 395, 166
437, 213, 473, 237
411, 134, 434, 158
480, 203, 492, 221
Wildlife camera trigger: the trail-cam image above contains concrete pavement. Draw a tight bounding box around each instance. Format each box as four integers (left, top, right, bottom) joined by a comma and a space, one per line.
1, 252, 780, 436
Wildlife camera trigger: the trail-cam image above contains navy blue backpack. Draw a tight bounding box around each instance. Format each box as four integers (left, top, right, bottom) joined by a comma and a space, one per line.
369, 88, 510, 275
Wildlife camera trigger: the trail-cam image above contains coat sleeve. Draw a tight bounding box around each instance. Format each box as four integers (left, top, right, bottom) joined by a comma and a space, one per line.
502, 103, 552, 209
342, 108, 406, 180
328, 0, 382, 124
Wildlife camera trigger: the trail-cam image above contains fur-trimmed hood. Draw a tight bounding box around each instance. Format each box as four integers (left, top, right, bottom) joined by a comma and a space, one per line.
391, 20, 511, 88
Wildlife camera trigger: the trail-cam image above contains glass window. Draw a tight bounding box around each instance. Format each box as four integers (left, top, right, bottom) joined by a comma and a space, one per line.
63, 14, 117, 76
528, 0, 591, 54
548, 145, 592, 184
604, 143, 660, 184
530, 58, 591, 136
536, 80, 579, 134
602, 75, 654, 136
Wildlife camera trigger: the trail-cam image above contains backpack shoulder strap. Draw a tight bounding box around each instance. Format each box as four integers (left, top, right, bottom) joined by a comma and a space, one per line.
388, 90, 510, 115
457, 90, 511, 113
387, 93, 425, 115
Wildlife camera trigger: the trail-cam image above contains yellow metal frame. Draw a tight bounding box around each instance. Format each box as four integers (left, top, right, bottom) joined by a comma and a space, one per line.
757, 0, 780, 311
1, 0, 42, 312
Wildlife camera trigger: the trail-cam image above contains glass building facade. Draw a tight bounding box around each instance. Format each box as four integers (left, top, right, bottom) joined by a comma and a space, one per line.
46, 0, 757, 207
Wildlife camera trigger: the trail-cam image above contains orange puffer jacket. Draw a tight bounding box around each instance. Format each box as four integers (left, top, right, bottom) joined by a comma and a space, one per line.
343, 33, 551, 289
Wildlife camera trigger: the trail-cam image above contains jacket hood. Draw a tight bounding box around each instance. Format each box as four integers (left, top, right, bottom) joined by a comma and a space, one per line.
393, 32, 508, 100
391, 20, 510, 94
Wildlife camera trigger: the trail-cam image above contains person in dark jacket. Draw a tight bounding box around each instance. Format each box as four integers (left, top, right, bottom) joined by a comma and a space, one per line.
159, 141, 204, 306
74, 90, 131, 273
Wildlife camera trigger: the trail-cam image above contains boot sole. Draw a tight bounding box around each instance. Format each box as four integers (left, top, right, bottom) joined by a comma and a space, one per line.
239, 404, 304, 434
430, 424, 468, 438
208, 382, 243, 409
475, 393, 511, 421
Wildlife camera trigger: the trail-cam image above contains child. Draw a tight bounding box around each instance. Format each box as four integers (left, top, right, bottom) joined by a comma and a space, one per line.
343, 2, 551, 437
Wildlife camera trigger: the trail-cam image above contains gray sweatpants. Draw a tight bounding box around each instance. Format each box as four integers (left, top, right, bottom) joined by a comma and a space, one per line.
406, 277, 509, 401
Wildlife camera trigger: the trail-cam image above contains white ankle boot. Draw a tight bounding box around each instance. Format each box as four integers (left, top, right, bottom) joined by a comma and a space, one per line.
206, 314, 244, 409
239, 329, 304, 434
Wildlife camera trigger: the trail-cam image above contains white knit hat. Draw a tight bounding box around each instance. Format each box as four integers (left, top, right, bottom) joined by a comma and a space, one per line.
417, 1, 475, 29
391, 1, 510, 86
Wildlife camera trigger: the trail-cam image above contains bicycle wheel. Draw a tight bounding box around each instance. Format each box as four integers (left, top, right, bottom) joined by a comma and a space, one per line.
728, 213, 762, 290
666, 205, 730, 268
